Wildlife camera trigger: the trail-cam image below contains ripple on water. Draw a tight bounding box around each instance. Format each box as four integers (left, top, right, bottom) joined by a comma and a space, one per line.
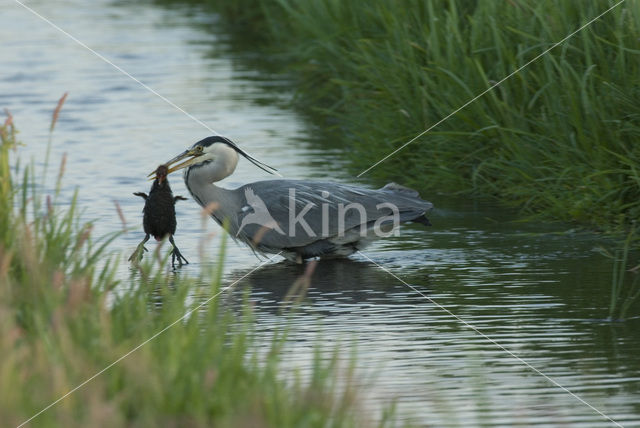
2, 0, 640, 426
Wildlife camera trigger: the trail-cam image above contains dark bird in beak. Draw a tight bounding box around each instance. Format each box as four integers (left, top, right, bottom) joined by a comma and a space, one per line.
129, 164, 189, 268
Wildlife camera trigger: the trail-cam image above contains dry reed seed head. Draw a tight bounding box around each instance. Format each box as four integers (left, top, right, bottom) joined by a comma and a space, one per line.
136, 263, 147, 281
74, 224, 93, 251
2, 110, 12, 127
204, 368, 218, 390
200, 202, 220, 219
51, 307, 64, 332
52, 270, 65, 291
197, 231, 217, 259
66, 278, 91, 312
113, 200, 127, 230
57, 153, 67, 180
46, 195, 53, 217
1, 110, 18, 147
153, 241, 165, 264
0, 246, 12, 278
8, 325, 24, 346
303, 259, 318, 280
50, 92, 68, 132
0, 305, 23, 346
250, 225, 272, 246
19, 224, 39, 275
84, 394, 122, 428
282, 277, 305, 305
282, 262, 317, 305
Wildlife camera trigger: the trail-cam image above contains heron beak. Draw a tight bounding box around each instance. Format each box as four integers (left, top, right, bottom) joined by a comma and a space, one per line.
147, 149, 203, 180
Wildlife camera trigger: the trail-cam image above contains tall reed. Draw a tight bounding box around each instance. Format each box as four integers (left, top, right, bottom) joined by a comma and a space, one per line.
0, 107, 383, 426
211, 0, 640, 234
598, 226, 640, 321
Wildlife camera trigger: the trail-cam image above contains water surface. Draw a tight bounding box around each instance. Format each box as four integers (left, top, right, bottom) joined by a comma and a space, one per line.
1, 1, 639, 426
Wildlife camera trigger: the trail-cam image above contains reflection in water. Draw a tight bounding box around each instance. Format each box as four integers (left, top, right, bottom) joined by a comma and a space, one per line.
238, 258, 402, 301
2, 0, 640, 426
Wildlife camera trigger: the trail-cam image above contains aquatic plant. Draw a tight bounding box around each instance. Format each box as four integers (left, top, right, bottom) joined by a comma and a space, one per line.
206, 0, 640, 321
209, 0, 640, 236
598, 226, 640, 321
0, 106, 385, 427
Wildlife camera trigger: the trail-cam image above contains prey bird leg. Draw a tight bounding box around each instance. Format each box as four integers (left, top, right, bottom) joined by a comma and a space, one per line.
169, 235, 189, 267
128, 233, 150, 263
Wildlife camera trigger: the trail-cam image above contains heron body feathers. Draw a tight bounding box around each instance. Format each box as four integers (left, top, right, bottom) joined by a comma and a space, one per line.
166, 136, 433, 262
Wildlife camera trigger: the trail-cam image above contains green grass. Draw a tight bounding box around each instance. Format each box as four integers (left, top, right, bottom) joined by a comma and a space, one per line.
203, 0, 640, 319
0, 114, 388, 426
206, 0, 640, 235
597, 226, 640, 321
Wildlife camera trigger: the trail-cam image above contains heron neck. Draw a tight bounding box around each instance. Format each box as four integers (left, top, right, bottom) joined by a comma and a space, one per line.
184, 171, 240, 226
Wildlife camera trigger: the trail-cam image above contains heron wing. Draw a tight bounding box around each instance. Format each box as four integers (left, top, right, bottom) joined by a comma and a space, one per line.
233, 180, 432, 250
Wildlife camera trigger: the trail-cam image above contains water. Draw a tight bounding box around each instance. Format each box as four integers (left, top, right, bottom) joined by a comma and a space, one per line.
2, 0, 639, 426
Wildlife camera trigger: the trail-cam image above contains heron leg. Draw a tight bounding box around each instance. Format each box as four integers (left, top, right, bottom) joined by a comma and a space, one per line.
128, 234, 150, 263
169, 235, 189, 267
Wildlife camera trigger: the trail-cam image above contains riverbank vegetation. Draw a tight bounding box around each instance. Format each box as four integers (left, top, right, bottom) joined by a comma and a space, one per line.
211, 0, 640, 233
0, 113, 384, 427
203, 0, 640, 318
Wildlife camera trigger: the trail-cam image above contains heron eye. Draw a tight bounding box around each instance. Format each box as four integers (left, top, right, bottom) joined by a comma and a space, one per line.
197, 146, 203, 153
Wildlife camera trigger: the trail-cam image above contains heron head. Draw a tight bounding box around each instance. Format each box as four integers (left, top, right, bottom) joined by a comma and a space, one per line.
149, 136, 279, 180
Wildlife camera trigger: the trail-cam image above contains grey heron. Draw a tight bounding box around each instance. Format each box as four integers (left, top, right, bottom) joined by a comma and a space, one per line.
155, 136, 433, 262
